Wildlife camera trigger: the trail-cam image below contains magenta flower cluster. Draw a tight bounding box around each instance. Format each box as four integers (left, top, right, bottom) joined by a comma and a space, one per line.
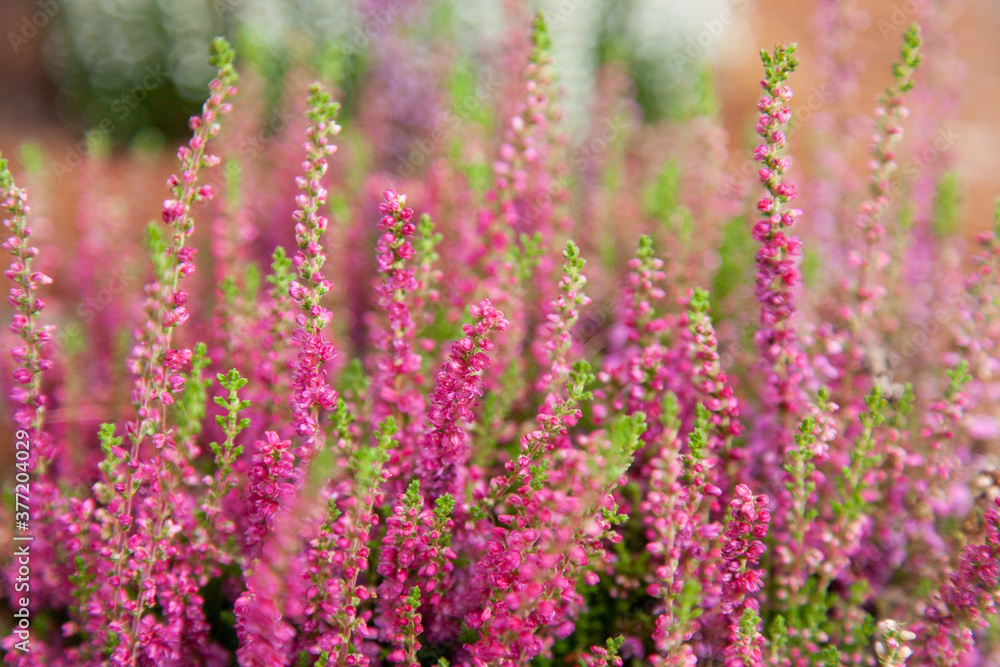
1, 12, 999, 667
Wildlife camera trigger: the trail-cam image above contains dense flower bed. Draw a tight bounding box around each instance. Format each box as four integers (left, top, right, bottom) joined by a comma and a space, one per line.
2, 9, 999, 667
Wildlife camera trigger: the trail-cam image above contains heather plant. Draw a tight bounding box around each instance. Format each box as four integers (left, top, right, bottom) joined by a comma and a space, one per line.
3, 8, 1000, 667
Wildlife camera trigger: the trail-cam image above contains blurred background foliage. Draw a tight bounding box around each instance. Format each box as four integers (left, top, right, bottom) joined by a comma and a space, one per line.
33, 0, 739, 146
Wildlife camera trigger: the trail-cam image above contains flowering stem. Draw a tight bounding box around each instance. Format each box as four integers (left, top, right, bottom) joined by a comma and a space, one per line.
111, 36, 238, 640
852, 24, 922, 324
2, 154, 54, 468
288, 83, 341, 462
752, 43, 806, 427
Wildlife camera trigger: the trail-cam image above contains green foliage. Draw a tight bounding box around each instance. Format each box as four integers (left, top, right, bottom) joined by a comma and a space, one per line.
209, 37, 238, 81
68, 554, 97, 614
448, 59, 494, 130
945, 360, 972, 401
475, 361, 522, 458
800, 247, 822, 289
514, 231, 546, 285
95, 423, 125, 504
456, 160, 493, 194
245, 261, 262, 303
660, 391, 681, 433
18, 142, 46, 176
785, 413, 819, 538
401, 479, 422, 511
434, 492, 456, 524
685, 61, 720, 119
531, 12, 552, 60
729, 606, 764, 666
417, 213, 443, 269
832, 386, 888, 532
605, 412, 648, 487
609, 412, 648, 465
210, 369, 251, 482
712, 215, 755, 305
688, 287, 711, 317
890, 383, 916, 429
759, 43, 799, 89
566, 360, 596, 405
176, 343, 214, 445
644, 159, 693, 247
637, 234, 655, 262
144, 222, 170, 282
898, 202, 915, 233
819, 645, 841, 667
932, 171, 963, 237
338, 358, 370, 413
407, 585, 421, 608
224, 159, 243, 210
674, 577, 704, 637
352, 416, 396, 490
202, 369, 251, 539
893, 24, 923, 94
580, 636, 625, 667
849, 587, 877, 648
564, 239, 585, 278
769, 615, 788, 660
306, 82, 340, 127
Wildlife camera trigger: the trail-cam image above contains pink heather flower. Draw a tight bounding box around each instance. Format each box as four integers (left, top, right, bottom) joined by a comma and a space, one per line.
751, 45, 808, 432
724, 607, 765, 667
296, 418, 394, 663
721, 486, 770, 609
581, 638, 626, 667
376, 482, 456, 664
370, 189, 425, 483
596, 236, 689, 449
719, 485, 769, 665
532, 241, 591, 406
644, 424, 716, 665
95, 40, 239, 661
1, 157, 54, 461
418, 299, 508, 500
287, 84, 341, 461
234, 578, 296, 667
915, 496, 1000, 665
686, 288, 743, 465
7, 14, 1000, 667
244, 432, 296, 552
470, 413, 645, 667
